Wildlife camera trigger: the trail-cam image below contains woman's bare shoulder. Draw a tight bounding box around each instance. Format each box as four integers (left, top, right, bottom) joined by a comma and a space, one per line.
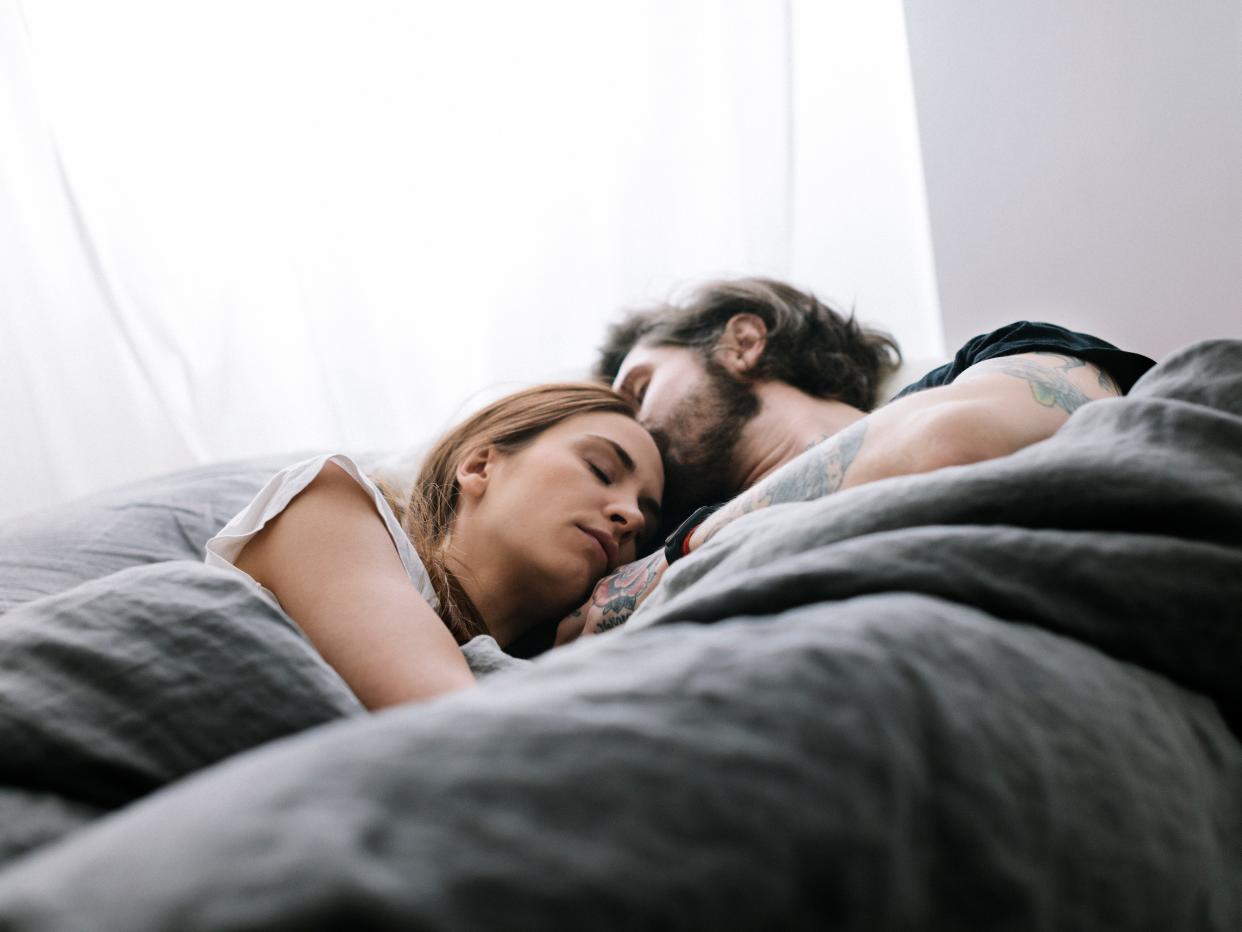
236, 460, 398, 586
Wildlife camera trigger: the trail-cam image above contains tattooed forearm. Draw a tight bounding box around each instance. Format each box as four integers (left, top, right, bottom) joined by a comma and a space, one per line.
696, 419, 869, 548
593, 614, 628, 634
590, 549, 666, 630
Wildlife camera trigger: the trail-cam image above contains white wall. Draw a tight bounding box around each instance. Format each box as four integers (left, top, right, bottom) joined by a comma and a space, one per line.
904, 0, 1242, 360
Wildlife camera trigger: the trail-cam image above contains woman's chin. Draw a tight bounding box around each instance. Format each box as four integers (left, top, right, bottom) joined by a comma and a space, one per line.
571, 555, 603, 597
528, 561, 596, 622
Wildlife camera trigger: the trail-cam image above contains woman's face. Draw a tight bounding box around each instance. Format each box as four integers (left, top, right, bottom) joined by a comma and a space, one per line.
458, 411, 664, 620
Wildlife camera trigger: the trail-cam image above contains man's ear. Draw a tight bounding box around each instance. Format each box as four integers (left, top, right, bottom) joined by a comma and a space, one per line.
455, 445, 495, 501
714, 313, 768, 376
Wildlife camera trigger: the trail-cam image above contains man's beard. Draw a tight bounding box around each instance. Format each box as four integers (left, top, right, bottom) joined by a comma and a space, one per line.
648, 357, 760, 535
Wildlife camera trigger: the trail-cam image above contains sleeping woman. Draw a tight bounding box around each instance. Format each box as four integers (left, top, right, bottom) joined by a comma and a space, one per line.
205, 383, 663, 709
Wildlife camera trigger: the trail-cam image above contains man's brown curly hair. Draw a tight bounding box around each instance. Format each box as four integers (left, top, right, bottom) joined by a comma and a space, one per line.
595, 277, 902, 412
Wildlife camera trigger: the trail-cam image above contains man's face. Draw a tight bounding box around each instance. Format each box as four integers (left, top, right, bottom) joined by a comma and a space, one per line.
612, 343, 760, 526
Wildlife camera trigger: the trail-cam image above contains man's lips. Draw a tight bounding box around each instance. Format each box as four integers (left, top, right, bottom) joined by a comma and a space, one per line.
578, 525, 618, 573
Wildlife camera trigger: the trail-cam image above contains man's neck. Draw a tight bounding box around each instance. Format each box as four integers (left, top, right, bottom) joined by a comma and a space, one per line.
732, 382, 867, 492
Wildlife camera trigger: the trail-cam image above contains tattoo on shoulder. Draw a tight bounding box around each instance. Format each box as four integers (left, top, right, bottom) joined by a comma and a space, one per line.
1041, 352, 1085, 370
1031, 352, 1119, 394
985, 355, 1093, 414
1096, 366, 1120, 393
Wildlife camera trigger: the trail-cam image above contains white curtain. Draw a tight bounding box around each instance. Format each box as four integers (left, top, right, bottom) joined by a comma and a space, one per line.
1, 0, 941, 521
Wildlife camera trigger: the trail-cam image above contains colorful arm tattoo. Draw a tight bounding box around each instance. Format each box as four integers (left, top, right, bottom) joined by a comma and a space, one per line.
587, 549, 668, 633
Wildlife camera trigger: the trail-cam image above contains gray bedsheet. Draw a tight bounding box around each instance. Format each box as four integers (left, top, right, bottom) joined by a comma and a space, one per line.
0, 341, 1238, 930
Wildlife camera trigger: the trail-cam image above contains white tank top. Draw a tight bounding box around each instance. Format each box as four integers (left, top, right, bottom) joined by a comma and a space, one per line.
204, 453, 439, 613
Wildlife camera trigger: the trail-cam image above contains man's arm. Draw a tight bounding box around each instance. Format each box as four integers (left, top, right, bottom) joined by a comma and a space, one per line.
553, 549, 667, 645
690, 351, 1118, 549
562, 352, 1120, 640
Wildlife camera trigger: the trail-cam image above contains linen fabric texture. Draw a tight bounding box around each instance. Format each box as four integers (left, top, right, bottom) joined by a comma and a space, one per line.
0, 340, 1237, 929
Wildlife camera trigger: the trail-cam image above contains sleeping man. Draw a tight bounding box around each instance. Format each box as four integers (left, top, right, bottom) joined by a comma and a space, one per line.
555, 276, 1156, 643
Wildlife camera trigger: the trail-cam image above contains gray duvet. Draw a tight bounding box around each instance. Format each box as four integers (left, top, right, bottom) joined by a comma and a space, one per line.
0, 341, 1238, 930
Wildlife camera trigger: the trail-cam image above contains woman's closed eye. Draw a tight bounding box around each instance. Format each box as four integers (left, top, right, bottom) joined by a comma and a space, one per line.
587, 461, 613, 485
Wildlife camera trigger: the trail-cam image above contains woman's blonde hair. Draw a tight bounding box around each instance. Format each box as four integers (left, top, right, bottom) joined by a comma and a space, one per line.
381, 383, 640, 643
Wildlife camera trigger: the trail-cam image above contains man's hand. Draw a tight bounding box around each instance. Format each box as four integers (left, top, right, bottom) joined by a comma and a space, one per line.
554, 549, 669, 646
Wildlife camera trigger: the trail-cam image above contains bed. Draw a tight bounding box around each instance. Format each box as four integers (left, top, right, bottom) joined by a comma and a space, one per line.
0, 339, 1238, 930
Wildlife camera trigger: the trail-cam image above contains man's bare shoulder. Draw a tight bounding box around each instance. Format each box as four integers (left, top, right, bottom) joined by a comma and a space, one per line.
953, 351, 1123, 411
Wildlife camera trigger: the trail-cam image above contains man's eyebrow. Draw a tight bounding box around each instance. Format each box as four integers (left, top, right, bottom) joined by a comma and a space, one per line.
588, 435, 662, 522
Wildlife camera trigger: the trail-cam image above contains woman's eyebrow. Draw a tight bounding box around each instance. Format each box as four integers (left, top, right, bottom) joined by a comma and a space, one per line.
589, 434, 635, 470
587, 435, 662, 524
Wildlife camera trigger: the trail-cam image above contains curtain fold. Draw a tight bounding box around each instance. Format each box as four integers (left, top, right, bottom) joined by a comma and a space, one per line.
1, 0, 941, 521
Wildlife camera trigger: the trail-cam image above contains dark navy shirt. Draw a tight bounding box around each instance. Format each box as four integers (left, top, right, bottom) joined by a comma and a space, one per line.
892, 321, 1157, 400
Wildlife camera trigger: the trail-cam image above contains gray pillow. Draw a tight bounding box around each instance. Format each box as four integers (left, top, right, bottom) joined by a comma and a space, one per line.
0, 455, 301, 615
0, 560, 364, 865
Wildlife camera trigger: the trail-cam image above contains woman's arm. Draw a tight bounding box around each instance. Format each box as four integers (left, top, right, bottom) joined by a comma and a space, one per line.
236, 462, 474, 709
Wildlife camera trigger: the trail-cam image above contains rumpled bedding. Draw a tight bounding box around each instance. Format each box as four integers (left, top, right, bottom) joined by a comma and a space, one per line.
0, 341, 1238, 930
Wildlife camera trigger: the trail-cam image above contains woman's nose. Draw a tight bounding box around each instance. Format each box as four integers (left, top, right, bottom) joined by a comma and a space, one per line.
608, 499, 644, 538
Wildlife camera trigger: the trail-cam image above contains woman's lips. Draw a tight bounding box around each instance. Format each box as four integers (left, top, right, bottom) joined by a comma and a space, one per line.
578, 526, 617, 573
